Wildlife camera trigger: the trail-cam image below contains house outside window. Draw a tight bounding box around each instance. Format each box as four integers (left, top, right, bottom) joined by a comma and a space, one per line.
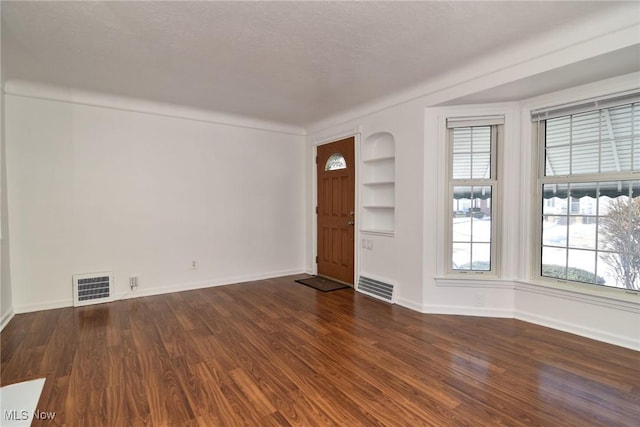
447, 117, 503, 275
533, 95, 639, 291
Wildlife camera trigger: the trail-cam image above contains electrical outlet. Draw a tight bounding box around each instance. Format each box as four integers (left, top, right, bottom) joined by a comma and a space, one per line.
366, 239, 373, 250
191, 260, 198, 269
129, 276, 139, 290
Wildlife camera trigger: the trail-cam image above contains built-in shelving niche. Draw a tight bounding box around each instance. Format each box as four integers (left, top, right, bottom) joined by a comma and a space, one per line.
361, 132, 395, 235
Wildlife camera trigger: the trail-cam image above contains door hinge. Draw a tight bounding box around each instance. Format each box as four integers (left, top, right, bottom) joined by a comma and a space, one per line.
315, 156, 318, 164
315, 256, 318, 263
315, 206, 318, 214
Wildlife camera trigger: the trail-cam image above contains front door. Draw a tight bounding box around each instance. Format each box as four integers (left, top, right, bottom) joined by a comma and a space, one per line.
316, 137, 355, 285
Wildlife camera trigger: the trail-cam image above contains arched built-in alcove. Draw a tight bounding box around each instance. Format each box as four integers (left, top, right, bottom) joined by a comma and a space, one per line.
361, 132, 395, 234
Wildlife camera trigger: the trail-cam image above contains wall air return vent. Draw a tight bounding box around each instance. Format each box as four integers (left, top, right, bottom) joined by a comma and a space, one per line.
73, 272, 114, 307
357, 276, 395, 303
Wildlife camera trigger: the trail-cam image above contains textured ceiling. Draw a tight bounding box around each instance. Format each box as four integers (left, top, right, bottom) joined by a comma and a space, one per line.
1, 1, 636, 127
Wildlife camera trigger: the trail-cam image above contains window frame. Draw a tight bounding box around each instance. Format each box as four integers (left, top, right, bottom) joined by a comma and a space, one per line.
324, 152, 347, 171
532, 96, 640, 294
446, 120, 503, 277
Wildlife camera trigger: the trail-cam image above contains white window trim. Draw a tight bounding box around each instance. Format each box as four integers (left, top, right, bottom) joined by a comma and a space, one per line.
446, 121, 502, 276
522, 74, 640, 303
531, 105, 640, 297
428, 103, 519, 283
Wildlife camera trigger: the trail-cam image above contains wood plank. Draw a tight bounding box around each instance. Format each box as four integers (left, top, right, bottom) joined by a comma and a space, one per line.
2, 274, 639, 426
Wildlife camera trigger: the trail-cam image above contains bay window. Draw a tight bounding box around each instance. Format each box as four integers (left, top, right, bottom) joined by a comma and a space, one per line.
534, 94, 640, 291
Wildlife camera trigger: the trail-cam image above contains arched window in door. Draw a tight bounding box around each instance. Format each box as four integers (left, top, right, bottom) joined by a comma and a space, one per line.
325, 153, 347, 171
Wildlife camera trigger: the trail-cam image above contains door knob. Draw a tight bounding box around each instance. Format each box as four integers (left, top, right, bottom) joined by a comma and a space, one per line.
347, 220, 355, 225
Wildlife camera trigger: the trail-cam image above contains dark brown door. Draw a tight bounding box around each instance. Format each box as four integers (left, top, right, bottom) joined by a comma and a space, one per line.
317, 137, 355, 285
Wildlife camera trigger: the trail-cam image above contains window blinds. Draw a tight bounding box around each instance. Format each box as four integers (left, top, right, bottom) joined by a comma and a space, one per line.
531, 91, 640, 122
446, 115, 504, 129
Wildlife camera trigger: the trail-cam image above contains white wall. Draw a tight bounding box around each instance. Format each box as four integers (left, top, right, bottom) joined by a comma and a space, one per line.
308, 103, 426, 308
0, 8, 15, 330
308, 75, 640, 349
5, 86, 306, 312
1, 90, 12, 329
306, 10, 640, 350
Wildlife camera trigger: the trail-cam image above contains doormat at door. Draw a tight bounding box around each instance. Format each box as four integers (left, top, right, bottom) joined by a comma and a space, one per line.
295, 276, 349, 292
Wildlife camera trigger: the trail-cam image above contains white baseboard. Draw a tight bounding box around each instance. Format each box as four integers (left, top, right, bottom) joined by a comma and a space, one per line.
13, 299, 72, 314
12, 269, 306, 313
515, 309, 640, 351
0, 308, 15, 331
395, 297, 424, 312
397, 298, 638, 350
396, 296, 514, 318
114, 268, 305, 301
420, 304, 514, 318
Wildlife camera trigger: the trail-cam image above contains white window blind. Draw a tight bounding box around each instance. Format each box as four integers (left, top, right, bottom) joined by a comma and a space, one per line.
447, 115, 504, 129
531, 91, 640, 121
538, 99, 640, 179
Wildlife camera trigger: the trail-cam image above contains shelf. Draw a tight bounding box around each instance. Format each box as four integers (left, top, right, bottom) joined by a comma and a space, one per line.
363, 205, 395, 209
361, 132, 395, 234
362, 155, 395, 164
360, 229, 395, 237
363, 181, 395, 186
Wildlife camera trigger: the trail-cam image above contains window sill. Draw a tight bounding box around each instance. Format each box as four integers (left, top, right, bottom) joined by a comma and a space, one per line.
435, 276, 639, 311
435, 276, 513, 289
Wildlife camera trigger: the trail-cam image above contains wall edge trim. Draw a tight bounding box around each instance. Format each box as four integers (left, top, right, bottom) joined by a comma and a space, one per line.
0, 308, 15, 331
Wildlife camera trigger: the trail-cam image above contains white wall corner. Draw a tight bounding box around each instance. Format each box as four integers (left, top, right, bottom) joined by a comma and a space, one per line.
0, 307, 14, 331
0, 31, 12, 330
13, 298, 72, 315
395, 296, 424, 313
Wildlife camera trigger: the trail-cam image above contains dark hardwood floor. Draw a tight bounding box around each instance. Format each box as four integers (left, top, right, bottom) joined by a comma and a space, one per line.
1, 274, 639, 426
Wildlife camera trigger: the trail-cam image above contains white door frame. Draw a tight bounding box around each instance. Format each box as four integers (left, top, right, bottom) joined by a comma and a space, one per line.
310, 129, 361, 285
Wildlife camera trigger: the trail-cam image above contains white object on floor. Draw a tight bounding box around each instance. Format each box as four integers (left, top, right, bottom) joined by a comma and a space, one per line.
0, 378, 46, 426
